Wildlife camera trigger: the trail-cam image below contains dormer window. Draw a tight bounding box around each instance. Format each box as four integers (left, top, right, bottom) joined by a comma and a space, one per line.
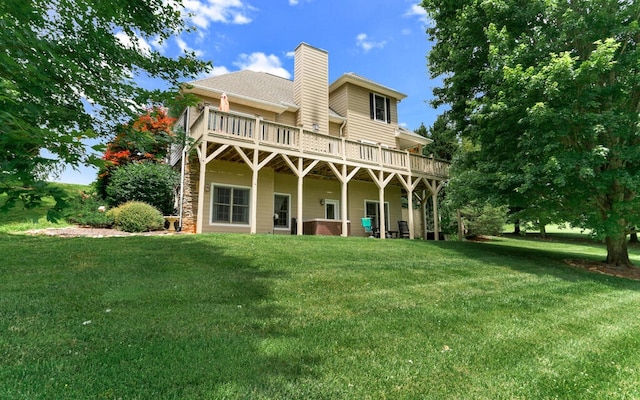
369, 93, 391, 124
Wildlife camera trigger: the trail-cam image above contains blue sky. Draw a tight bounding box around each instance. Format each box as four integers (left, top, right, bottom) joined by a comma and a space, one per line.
54, 0, 440, 184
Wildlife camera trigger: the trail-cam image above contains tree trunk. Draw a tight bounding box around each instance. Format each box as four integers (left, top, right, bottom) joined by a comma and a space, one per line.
630, 231, 638, 243
513, 220, 520, 235
605, 234, 633, 267
539, 223, 546, 239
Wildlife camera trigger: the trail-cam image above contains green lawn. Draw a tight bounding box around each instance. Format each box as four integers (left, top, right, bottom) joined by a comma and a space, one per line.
2, 231, 640, 399
0, 183, 88, 233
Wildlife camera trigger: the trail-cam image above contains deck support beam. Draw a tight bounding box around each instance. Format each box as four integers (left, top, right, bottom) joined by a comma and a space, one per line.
367, 170, 395, 239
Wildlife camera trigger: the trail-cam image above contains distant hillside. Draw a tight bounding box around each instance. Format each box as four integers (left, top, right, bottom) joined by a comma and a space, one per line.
0, 183, 90, 231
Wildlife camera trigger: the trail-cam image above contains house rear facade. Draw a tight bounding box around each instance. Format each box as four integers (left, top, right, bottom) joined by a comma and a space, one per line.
171, 43, 448, 239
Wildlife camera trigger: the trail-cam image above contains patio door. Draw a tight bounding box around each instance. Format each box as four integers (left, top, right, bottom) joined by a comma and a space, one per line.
365, 200, 389, 229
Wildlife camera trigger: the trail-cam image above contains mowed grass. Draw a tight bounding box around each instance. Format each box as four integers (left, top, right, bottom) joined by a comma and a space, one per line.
2, 232, 640, 399
0, 183, 88, 233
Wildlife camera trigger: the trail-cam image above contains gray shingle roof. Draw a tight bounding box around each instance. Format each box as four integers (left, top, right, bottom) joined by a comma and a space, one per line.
189, 70, 295, 105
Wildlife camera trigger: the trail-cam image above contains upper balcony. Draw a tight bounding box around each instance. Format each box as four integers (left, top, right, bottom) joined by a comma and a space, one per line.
179, 107, 449, 180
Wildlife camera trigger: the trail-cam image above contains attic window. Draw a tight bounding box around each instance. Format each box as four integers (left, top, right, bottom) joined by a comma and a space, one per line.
369, 93, 391, 124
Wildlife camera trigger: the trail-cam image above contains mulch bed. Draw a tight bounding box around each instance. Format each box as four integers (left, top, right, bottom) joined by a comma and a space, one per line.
564, 259, 640, 281
24, 226, 181, 238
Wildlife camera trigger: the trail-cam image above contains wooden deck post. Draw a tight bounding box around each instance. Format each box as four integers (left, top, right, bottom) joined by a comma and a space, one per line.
297, 158, 304, 236
407, 177, 414, 240
196, 139, 207, 234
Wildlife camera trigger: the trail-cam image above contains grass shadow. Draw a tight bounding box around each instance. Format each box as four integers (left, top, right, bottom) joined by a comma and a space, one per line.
425, 235, 640, 290
0, 233, 321, 398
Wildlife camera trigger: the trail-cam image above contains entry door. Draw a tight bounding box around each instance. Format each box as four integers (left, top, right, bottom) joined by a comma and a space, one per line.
365, 201, 389, 229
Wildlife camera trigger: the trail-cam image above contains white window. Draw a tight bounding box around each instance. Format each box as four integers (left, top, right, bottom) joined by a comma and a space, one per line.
324, 199, 340, 220
365, 200, 389, 230
274, 193, 290, 229
370, 93, 390, 123
211, 184, 250, 224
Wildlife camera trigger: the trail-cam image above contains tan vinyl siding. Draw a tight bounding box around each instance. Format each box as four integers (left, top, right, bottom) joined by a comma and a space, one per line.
302, 178, 341, 219
329, 85, 348, 117
329, 121, 342, 137
294, 44, 329, 134
342, 84, 398, 148
348, 181, 403, 237
275, 111, 297, 126
201, 160, 275, 234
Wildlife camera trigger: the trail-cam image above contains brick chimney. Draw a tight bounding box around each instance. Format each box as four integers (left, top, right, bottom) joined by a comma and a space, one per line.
293, 43, 329, 134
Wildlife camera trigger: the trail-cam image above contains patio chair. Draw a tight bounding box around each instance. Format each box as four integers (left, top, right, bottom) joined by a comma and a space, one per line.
361, 217, 374, 237
398, 220, 410, 239
372, 225, 392, 239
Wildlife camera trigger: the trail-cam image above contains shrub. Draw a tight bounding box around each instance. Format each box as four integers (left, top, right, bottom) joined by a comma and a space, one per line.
105, 162, 179, 215
461, 203, 508, 239
108, 201, 164, 233
65, 190, 114, 228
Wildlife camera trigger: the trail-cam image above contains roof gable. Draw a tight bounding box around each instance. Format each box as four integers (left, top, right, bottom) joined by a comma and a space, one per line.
329, 72, 407, 101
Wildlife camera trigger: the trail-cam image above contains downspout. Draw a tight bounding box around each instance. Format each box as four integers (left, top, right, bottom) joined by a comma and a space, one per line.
339, 120, 347, 136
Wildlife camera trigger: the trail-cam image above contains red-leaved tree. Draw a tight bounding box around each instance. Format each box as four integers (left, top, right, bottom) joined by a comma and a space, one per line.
97, 106, 176, 197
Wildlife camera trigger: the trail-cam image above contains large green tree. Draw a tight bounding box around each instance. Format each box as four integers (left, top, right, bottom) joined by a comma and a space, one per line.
423, 0, 640, 267
0, 0, 209, 218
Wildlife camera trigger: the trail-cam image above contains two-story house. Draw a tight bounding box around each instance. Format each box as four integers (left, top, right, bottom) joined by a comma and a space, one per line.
171, 43, 448, 239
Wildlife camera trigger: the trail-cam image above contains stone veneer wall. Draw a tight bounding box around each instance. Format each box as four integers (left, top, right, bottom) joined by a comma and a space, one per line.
180, 157, 199, 233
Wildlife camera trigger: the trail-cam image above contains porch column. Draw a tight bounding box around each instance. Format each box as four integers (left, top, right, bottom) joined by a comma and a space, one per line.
378, 174, 386, 239
297, 158, 304, 236
407, 177, 414, 240
340, 164, 348, 237
196, 139, 207, 234
327, 163, 360, 238
367, 169, 395, 240
397, 174, 421, 240
422, 189, 428, 240
432, 189, 439, 241
423, 178, 445, 241
250, 149, 259, 234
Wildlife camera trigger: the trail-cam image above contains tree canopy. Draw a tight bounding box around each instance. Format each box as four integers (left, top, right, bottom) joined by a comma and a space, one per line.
422, 0, 640, 266
96, 106, 177, 197
0, 0, 209, 217
416, 116, 459, 162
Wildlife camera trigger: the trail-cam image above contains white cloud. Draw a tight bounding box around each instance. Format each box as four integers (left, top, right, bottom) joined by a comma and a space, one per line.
356, 33, 387, 52
198, 65, 231, 79
115, 31, 151, 56
210, 65, 231, 76
289, 0, 299, 4
233, 52, 291, 79
183, 0, 254, 29
176, 37, 204, 57
405, 4, 429, 24
150, 35, 168, 53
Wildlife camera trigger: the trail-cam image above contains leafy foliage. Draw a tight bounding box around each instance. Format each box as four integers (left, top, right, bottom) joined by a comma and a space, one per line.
0, 0, 210, 216
105, 162, 179, 215
97, 106, 177, 197
107, 201, 164, 232
460, 203, 508, 239
416, 116, 459, 162
64, 190, 113, 228
422, 0, 640, 266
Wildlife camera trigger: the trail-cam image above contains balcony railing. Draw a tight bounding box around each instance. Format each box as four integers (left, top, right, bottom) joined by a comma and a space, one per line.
190, 108, 448, 178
